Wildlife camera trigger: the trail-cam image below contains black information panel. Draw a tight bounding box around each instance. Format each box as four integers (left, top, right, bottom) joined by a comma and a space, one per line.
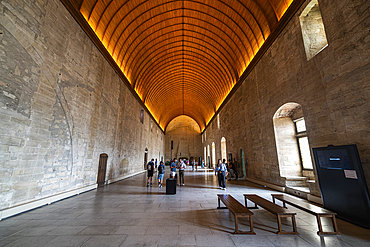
312, 144, 370, 228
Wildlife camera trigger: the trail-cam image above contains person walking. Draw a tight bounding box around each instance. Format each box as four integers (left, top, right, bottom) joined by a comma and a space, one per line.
147, 158, 155, 187
178, 158, 186, 186
155, 158, 158, 173
157, 161, 165, 188
219, 159, 228, 190
170, 158, 177, 178
215, 159, 222, 189
191, 159, 195, 171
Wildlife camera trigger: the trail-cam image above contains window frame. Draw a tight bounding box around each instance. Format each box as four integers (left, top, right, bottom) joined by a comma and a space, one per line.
294, 118, 313, 170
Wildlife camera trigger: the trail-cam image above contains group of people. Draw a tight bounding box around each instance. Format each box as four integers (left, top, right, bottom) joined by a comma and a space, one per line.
146, 158, 165, 188
146, 157, 241, 190
170, 158, 187, 186
146, 157, 195, 188
215, 158, 241, 190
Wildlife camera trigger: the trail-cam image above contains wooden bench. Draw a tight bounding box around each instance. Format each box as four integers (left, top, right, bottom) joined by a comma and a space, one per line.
217, 194, 255, 234
271, 194, 340, 235
244, 194, 299, 235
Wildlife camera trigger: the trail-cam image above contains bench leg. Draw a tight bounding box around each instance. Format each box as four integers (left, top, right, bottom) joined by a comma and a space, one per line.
244, 197, 258, 209
233, 215, 256, 235
316, 215, 341, 235
292, 215, 298, 233
217, 198, 227, 209
250, 215, 255, 234
276, 215, 299, 235
277, 215, 283, 234
332, 216, 340, 235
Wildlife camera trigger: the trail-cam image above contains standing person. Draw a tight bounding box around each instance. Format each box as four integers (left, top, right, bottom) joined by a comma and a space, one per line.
227, 159, 235, 181
155, 158, 158, 173
170, 158, 177, 178
157, 161, 165, 188
219, 159, 227, 190
234, 158, 239, 180
178, 159, 186, 186
215, 159, 222, 189
191, 159, 195, 171
201, 160, 205, 168
147, 158, 155, 187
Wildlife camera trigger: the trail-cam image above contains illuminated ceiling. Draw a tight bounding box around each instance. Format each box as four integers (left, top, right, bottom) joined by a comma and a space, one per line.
61, 0, 303, 131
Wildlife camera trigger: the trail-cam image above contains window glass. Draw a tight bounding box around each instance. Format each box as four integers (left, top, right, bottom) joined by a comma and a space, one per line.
298, 137, 313, 169
295, 118, 306, 133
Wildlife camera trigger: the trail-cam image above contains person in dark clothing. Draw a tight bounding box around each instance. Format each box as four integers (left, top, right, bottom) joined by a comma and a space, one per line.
147, 159, 155, 187
234, 158, 239, 180
157, 161, 165, 188
227, 159, 235, 181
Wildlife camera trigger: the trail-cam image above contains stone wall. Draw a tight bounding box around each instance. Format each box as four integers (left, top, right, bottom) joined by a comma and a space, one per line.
164, 115, 202, 162
203, 0, 370, 193
0, 0, 164, 210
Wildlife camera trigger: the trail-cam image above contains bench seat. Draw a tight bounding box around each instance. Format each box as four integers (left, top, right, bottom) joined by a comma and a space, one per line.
217, 194, 255, 234
244, 194, 299, 235
271, 194, 340, 235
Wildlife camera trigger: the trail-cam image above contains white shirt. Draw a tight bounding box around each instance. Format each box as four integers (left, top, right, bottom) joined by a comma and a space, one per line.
179, 161, 186, 170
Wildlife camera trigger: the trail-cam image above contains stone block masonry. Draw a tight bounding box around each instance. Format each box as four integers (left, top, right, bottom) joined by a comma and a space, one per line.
0, 0, 164, 211
203, 0, 370, 193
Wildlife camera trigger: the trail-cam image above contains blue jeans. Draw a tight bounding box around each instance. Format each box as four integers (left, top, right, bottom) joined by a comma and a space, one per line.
219, 171, 226, 188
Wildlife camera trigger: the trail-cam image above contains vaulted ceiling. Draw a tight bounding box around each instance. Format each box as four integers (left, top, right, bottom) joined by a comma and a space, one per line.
61, 0, 302, 131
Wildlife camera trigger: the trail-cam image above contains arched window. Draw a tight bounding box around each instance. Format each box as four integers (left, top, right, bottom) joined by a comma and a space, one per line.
273, 103, 313, 178
212, 142, 216, 167
299, 0, 328, 60
207, 145, 210, 168
204, 146, 207, 167
221, 137, 227, 162
140, 108, 144, 123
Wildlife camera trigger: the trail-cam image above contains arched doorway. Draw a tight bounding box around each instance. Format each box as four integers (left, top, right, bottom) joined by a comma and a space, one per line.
212, 142, 216, 168
97, 153, 108, 187
239, 149, 246, 178
144, 148, 148, 170
221, 137, 227, 162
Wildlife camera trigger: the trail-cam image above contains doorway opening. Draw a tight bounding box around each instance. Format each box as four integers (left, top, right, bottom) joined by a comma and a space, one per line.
144, 148, 148, 170
239, 149, 246, 178
97, 153, 108, 187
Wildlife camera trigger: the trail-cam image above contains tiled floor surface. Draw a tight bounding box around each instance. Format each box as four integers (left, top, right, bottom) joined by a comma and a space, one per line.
1, 168, 370, 246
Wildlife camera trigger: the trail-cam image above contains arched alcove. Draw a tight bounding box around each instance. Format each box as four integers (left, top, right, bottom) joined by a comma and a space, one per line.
164, 115, 202, 161
273, 103, 313, 178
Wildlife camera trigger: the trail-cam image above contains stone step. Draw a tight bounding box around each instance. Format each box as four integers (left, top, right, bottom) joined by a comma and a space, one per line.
285, 186, 310, 199
284, 176, 308, 187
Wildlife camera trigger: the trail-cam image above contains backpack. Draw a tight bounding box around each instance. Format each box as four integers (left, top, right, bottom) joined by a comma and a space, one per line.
158, 164, 164, 174
148, 162, 153, 170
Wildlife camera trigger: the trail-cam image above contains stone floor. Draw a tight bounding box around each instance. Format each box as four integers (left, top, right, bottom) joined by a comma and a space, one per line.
1, 169, 370, 247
